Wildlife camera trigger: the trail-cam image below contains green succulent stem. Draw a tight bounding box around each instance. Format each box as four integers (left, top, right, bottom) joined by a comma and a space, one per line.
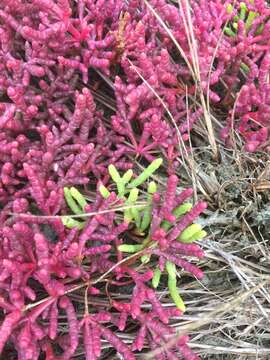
166, 261, 186, 312
178, 223, 204, 243
152, 267, 162, 288
69, 187, 87, 210
118, 244, 144, 253
140, 182, 157, 232
124, 188, 139, 223
225, 1, 261, 36
128, 158, 163, 188
99, 184, 111, 199
64, 187, 83, 215
62, 216, 85, 229
161, 203, 193, 231
239, 2, 247, 21
224, 27, 236, 37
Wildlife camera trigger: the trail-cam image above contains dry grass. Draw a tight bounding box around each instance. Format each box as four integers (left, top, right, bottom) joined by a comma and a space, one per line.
176, 144, 270, 360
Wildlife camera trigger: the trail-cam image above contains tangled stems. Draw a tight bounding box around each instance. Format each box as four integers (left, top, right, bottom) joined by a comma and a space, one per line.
62, 160, 207, 315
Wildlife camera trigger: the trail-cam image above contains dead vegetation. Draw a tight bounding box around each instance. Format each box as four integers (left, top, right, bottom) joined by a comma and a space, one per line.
172, 143, 270, 360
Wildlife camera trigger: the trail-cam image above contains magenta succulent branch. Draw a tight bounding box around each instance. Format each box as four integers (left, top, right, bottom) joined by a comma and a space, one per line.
5, 0, 263, 358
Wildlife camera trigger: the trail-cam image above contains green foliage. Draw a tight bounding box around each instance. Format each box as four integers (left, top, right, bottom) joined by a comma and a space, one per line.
178, 223, 207, 243
98, 184, 110, 199
224, 1, 264, 74
127, 158, 163, 188
63, 187, 87, 229
108, 165, 133, 196
140, 181, 157, 232
101, 158, 163, 225
62, 216, 85, 230
64, 187, 83, 215
124, 188, 139, 224
166, 261, 186, 312
152, 267, 162, 288
118, 244, 144, 253
161, 203, 193, 231
63, 158, 163, 229
62, 160, 207, 313
115, 168, 207, 312
225, 1, 261, 37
